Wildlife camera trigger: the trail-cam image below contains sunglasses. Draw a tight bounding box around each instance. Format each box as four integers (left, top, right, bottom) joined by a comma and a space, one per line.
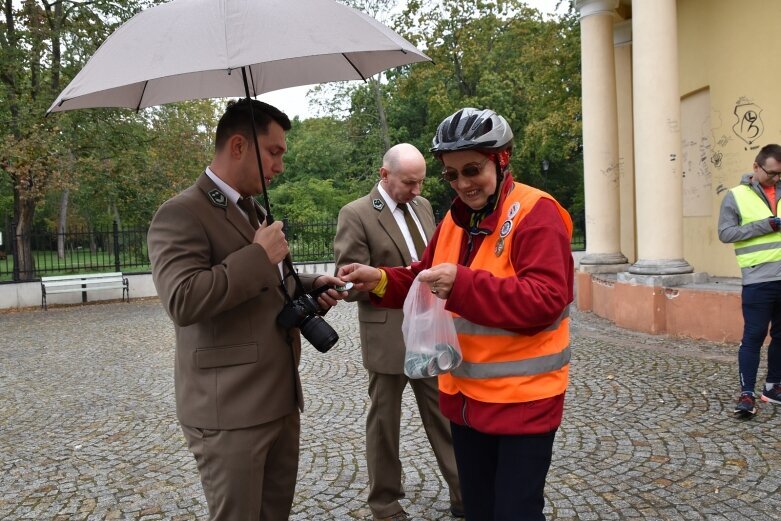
758, 163, 781, 178
441, 157, 491, 182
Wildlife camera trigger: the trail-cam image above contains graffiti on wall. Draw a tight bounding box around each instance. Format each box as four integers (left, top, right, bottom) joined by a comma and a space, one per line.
681, 90, 713, 217
732, 99, 764, 146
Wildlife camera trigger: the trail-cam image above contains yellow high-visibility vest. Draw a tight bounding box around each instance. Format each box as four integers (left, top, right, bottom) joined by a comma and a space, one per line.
731, 185, 781, 268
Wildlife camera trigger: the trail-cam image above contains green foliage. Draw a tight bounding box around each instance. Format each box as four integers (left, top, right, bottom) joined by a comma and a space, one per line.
282, 117, 355, 184
1, 0, 213, 230
383, 0, 583, 218
270, 177, 355, 223
2, 0, 583, 246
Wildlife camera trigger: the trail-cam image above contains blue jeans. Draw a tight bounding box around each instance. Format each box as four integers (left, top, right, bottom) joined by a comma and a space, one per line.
739, 280, 781, 393
450, 423, 555, 521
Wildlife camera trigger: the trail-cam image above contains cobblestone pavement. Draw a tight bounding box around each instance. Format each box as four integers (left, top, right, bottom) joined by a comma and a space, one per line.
1, 299, 780, 520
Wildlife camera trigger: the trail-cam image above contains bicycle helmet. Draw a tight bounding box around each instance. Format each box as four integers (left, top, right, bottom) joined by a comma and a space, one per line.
431, 108, 514, 156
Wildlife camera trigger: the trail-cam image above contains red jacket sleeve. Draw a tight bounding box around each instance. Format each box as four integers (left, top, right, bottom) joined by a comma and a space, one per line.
378, 199, 573, 334
370, 225, 441, 308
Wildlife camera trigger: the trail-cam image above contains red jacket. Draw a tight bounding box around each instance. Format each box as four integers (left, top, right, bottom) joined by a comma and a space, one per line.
375, 174, 574, 435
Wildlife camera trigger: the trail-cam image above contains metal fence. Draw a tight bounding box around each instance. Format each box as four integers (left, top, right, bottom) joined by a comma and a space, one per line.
0, 223, 149, 282
0, 219, 586, 282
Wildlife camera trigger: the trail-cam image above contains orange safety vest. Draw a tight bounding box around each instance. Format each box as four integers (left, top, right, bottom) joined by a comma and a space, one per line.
432, 182, 573, 403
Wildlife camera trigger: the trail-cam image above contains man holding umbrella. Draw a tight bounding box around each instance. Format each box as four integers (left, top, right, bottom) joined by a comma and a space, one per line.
148, 98, 347, 520
47, 0, 431, 516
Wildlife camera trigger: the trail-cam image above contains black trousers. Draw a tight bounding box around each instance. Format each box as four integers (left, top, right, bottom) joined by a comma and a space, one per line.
450, 422, 556, 521
739, 280, 781, 393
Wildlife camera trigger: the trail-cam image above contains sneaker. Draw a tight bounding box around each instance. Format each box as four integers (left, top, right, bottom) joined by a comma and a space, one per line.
761, 383, 781, 404
734, 392, 757, 417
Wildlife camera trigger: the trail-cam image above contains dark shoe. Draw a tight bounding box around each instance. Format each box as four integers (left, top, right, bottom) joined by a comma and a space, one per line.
450, 504, 465, 518
734, 392, 757, 418
761, 383, 781, 404
373, 511, 409, 521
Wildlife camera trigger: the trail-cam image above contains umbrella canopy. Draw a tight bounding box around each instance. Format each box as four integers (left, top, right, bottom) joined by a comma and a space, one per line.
47, 0, 429, 113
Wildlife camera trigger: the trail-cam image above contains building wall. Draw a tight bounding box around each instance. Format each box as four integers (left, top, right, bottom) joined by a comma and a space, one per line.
678, 0, 781, 277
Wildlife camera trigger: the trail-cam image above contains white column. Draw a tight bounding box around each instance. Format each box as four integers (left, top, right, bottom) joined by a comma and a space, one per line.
614, 20, 636, 263
630, 0, 693, 274
576, 0, 628, 269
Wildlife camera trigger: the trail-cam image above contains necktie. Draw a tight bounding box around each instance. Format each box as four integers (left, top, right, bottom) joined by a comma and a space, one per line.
399, 203, 426, 259
238, 196, 260, 230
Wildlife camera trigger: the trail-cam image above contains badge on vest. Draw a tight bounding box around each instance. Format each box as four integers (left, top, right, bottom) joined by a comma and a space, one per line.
496, 220, 513, 257
207, 189, 227, 208
507, 202, 520, 219
495, 237, 505, 257
500, 220, 513, 237
372, 198, 385, 211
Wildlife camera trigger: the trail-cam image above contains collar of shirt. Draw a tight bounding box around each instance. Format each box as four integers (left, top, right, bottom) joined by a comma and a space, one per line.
206, 166, 256, 226
205, 167, 242, 205
377, 182, 426, 261
377, 182, 399, 214
206, 167, 284, 277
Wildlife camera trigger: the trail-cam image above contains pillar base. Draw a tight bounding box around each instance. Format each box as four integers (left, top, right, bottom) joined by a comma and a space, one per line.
580, 252, 629, 267
579, 263, 631, 274
617, 271, 709, 287
575, 271, 743, 342
628, 258, 694, 275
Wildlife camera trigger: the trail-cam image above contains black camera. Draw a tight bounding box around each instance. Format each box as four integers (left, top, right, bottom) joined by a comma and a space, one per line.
277, 285, 339, 353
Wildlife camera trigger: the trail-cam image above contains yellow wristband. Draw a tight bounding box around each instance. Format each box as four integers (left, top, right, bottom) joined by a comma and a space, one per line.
370, 269, 388, 298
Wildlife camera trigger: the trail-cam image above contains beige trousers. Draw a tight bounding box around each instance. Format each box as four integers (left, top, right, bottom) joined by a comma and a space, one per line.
181, 412, 300, 521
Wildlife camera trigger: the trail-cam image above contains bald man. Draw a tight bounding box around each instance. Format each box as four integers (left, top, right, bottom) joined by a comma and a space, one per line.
334, 144, 463, 521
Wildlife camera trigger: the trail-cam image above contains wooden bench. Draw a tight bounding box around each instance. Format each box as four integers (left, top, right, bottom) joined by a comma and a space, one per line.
40, 272, 129, 310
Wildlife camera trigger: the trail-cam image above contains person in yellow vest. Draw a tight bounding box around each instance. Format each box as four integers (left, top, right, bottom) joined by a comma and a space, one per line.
718, 143, 781, 419
338, 108, 574, 521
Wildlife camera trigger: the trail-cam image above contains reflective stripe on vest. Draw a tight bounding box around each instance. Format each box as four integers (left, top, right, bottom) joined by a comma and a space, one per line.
452, 306, 570, 336
731, 185, 781, 268
452, 345, 572, 379
432, 182, 573, 403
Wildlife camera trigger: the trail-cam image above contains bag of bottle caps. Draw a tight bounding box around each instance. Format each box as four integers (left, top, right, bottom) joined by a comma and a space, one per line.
401, 271, 462, 379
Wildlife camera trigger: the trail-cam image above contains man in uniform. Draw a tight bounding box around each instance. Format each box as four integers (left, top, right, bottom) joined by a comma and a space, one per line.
148, 98, 347, 520
334, 143, 463, 521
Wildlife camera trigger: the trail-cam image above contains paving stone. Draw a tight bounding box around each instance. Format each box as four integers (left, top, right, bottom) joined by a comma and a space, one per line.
1, 301, 780, 519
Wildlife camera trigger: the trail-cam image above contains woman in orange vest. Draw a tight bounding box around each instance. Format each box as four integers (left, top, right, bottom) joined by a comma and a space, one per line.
339, 108, 574, 521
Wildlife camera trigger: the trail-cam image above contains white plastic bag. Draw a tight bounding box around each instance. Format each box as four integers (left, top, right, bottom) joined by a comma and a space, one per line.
401, 271, 462, 379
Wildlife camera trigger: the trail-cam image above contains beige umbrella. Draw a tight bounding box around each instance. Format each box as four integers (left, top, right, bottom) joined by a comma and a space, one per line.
47, 0, 429, 113
47, 0, 430, 216
46, 0, 430, 320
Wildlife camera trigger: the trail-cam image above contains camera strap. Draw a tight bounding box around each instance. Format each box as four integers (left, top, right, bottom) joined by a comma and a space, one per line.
280, 257, 305, 304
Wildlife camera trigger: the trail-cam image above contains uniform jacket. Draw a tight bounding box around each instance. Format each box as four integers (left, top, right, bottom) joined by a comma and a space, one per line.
333, 184, 436, 373
718, 173, 781, 285
148, 173, 318, 430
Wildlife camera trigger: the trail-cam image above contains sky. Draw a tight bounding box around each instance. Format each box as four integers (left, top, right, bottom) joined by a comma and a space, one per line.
258, 0, 570, 120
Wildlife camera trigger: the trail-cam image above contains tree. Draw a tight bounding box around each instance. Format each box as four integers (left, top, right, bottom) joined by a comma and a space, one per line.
270, 116, 370, 222
1, 0, 584, 280
1, 0, 218, 279
0, 0, 152, 279
382, 0, 583, 219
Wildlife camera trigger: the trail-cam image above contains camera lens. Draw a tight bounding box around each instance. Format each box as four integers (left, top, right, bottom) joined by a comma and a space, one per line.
300, 315, 339, 353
